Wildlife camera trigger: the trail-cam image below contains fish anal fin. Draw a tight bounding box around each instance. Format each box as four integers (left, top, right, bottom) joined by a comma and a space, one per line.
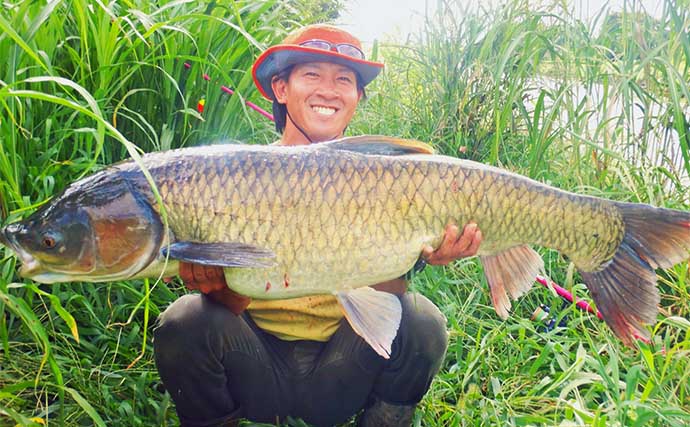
336, 287, 402, 359
327, 135, 434, 155
161, 241, 276, 268
481, 245, 544, 319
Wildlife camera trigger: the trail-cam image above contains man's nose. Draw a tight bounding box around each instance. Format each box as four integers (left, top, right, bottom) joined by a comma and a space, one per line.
314, 79, 340, 97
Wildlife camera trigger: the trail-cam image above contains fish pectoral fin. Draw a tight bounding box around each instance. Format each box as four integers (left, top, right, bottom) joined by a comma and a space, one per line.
161, 241, 276, 268
336, 287, 402, 359
327, 135, 434, 155
480, 245, 544, 319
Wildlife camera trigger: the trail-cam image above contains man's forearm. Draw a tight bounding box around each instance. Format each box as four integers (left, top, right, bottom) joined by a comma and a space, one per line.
372, 278, 407, 295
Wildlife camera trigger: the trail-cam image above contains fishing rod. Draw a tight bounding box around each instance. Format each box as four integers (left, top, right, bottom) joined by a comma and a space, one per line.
535, 275, 650, 343
183, 62, 274, 121
183, 62, 650, 344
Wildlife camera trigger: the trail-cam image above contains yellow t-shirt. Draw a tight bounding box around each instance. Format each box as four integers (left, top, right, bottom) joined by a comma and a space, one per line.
247, 295, 344, 341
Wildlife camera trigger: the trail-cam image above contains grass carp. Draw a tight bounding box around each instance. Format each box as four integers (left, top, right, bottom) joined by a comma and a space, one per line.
1, 136, 689, 357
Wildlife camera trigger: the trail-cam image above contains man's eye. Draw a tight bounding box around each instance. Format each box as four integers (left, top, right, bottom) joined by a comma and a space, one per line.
305, 71, 319, 77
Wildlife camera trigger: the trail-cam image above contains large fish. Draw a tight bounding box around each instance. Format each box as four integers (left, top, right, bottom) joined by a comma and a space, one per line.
1, 136, 689, 357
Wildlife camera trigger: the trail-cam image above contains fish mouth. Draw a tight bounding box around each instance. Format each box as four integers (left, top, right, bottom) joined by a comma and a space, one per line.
1, 224, 49, 281
18, 255, 43, 277
0, 226, 10, 248
11, 245, 48, 280
15, 253, 71, 284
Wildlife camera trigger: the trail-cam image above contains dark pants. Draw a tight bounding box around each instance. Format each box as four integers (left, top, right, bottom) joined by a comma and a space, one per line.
153, 293, 448, 427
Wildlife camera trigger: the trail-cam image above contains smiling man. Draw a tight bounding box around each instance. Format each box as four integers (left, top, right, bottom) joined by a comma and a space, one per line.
153, 24, 482, 427
272, 61, 361, 143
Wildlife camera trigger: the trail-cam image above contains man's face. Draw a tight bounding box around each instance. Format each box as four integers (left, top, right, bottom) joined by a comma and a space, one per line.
272, 62, 362, 143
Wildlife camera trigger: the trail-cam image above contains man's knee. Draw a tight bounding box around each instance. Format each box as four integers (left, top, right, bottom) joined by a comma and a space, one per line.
399, 293, 449, 364
154, 294, 238, 358
372, 293, 448, 404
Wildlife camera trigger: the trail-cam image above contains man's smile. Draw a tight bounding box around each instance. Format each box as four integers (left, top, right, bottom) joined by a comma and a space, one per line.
311, 105, 338, 116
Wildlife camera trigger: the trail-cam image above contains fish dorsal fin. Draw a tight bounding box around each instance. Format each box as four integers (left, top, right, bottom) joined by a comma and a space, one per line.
327, 135, 435, 156
336, 287, 402, 359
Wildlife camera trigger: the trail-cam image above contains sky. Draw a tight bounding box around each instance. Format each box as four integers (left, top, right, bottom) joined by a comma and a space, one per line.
336, 0, 665, 46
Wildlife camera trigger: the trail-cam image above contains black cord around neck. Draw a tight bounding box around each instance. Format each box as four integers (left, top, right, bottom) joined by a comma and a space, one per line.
286, 109, 314, 144
285, 108, 342, 144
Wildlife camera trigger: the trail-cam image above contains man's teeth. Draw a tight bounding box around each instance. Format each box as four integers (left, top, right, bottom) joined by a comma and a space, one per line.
312, 106, 336, 116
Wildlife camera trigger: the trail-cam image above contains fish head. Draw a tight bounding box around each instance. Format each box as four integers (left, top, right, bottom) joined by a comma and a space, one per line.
0, 173, 164, 283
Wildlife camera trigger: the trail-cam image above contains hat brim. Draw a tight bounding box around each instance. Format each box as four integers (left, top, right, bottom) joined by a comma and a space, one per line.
252, 45, 384, 100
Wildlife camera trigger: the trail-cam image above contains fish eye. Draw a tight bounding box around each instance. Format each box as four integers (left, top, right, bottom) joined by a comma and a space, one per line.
41, 233, 59, 249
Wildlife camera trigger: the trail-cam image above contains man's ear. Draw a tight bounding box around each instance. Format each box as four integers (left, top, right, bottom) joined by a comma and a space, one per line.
272, 77, 288, 104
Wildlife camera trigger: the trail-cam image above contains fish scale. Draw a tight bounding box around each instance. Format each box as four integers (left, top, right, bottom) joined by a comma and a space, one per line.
3, 136, 689, 353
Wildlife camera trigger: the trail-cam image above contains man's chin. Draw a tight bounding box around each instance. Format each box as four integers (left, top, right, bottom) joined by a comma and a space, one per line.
308, 129, 344, 143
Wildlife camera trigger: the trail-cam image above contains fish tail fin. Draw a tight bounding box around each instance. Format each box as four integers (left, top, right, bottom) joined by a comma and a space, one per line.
579, 202, 690, 345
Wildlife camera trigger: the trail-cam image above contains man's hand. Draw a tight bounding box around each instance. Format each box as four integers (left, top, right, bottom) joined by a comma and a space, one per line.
179, 262, 251, 314
179, 262, 227, 293
422, 222, 482, 266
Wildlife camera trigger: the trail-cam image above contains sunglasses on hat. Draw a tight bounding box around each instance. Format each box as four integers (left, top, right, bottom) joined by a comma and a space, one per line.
299, 39, 365, 60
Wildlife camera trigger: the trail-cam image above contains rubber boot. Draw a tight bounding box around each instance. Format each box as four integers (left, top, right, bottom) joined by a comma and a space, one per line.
358, 398, 415, 427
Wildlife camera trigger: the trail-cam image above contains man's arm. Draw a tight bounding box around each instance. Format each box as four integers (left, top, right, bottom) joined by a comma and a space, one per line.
179, 262, 251, 314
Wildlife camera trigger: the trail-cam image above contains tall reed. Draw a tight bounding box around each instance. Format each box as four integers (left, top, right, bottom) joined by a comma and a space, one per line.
354, 0, 690, 202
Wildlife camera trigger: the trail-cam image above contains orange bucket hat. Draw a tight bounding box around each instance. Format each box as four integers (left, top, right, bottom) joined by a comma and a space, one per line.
252, 24, 384, 101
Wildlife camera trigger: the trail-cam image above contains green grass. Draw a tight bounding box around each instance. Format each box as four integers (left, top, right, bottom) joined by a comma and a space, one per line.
1, 0, 690, 426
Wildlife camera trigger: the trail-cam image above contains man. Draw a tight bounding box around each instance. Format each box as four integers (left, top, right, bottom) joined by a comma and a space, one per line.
154, 24, 482, 427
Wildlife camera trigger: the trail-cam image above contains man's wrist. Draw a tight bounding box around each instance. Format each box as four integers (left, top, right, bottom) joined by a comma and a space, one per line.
402, 257, 427, 280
